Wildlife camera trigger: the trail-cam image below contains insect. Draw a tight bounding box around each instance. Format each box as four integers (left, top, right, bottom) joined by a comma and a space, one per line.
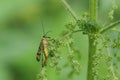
36, 21, 50, 67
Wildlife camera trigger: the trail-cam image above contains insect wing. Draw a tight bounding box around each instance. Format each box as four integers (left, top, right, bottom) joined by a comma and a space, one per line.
36, 39, 44, 62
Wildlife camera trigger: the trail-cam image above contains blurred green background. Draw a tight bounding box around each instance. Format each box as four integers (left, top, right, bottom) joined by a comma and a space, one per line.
0, 0, 120, 80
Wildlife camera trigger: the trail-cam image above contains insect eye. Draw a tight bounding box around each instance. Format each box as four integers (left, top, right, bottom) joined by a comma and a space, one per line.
43, 35, 45, 37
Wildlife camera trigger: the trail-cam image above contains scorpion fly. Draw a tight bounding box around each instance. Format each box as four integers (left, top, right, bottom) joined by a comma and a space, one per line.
36, 21, 50, 67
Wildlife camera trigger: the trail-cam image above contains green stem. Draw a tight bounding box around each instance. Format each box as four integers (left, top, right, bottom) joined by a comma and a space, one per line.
61, 0, 79, 21
100, 20, 120, 34
87, 0, 97, 80
87, 37, 96, 80
59, 30, 82, 40
90, 0, 97, 21
112, 28, 120, 33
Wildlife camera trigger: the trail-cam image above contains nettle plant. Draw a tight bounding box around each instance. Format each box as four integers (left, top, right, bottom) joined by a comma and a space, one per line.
36, 0, 120, 80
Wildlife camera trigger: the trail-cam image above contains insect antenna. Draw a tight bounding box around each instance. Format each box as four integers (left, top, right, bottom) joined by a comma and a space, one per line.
41, 19, 52, 36
41, 19, 45, 35
45, 31, 52, 36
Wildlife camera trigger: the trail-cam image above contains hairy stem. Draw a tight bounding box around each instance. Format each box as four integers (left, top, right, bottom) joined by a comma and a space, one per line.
87, 0, 97, 80
100, 20, 120, 34
61, 0, 79, 21
87, 37, 96, 80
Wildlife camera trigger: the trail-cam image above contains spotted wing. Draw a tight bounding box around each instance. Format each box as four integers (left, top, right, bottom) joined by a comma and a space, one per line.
36, 39, 44, 62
